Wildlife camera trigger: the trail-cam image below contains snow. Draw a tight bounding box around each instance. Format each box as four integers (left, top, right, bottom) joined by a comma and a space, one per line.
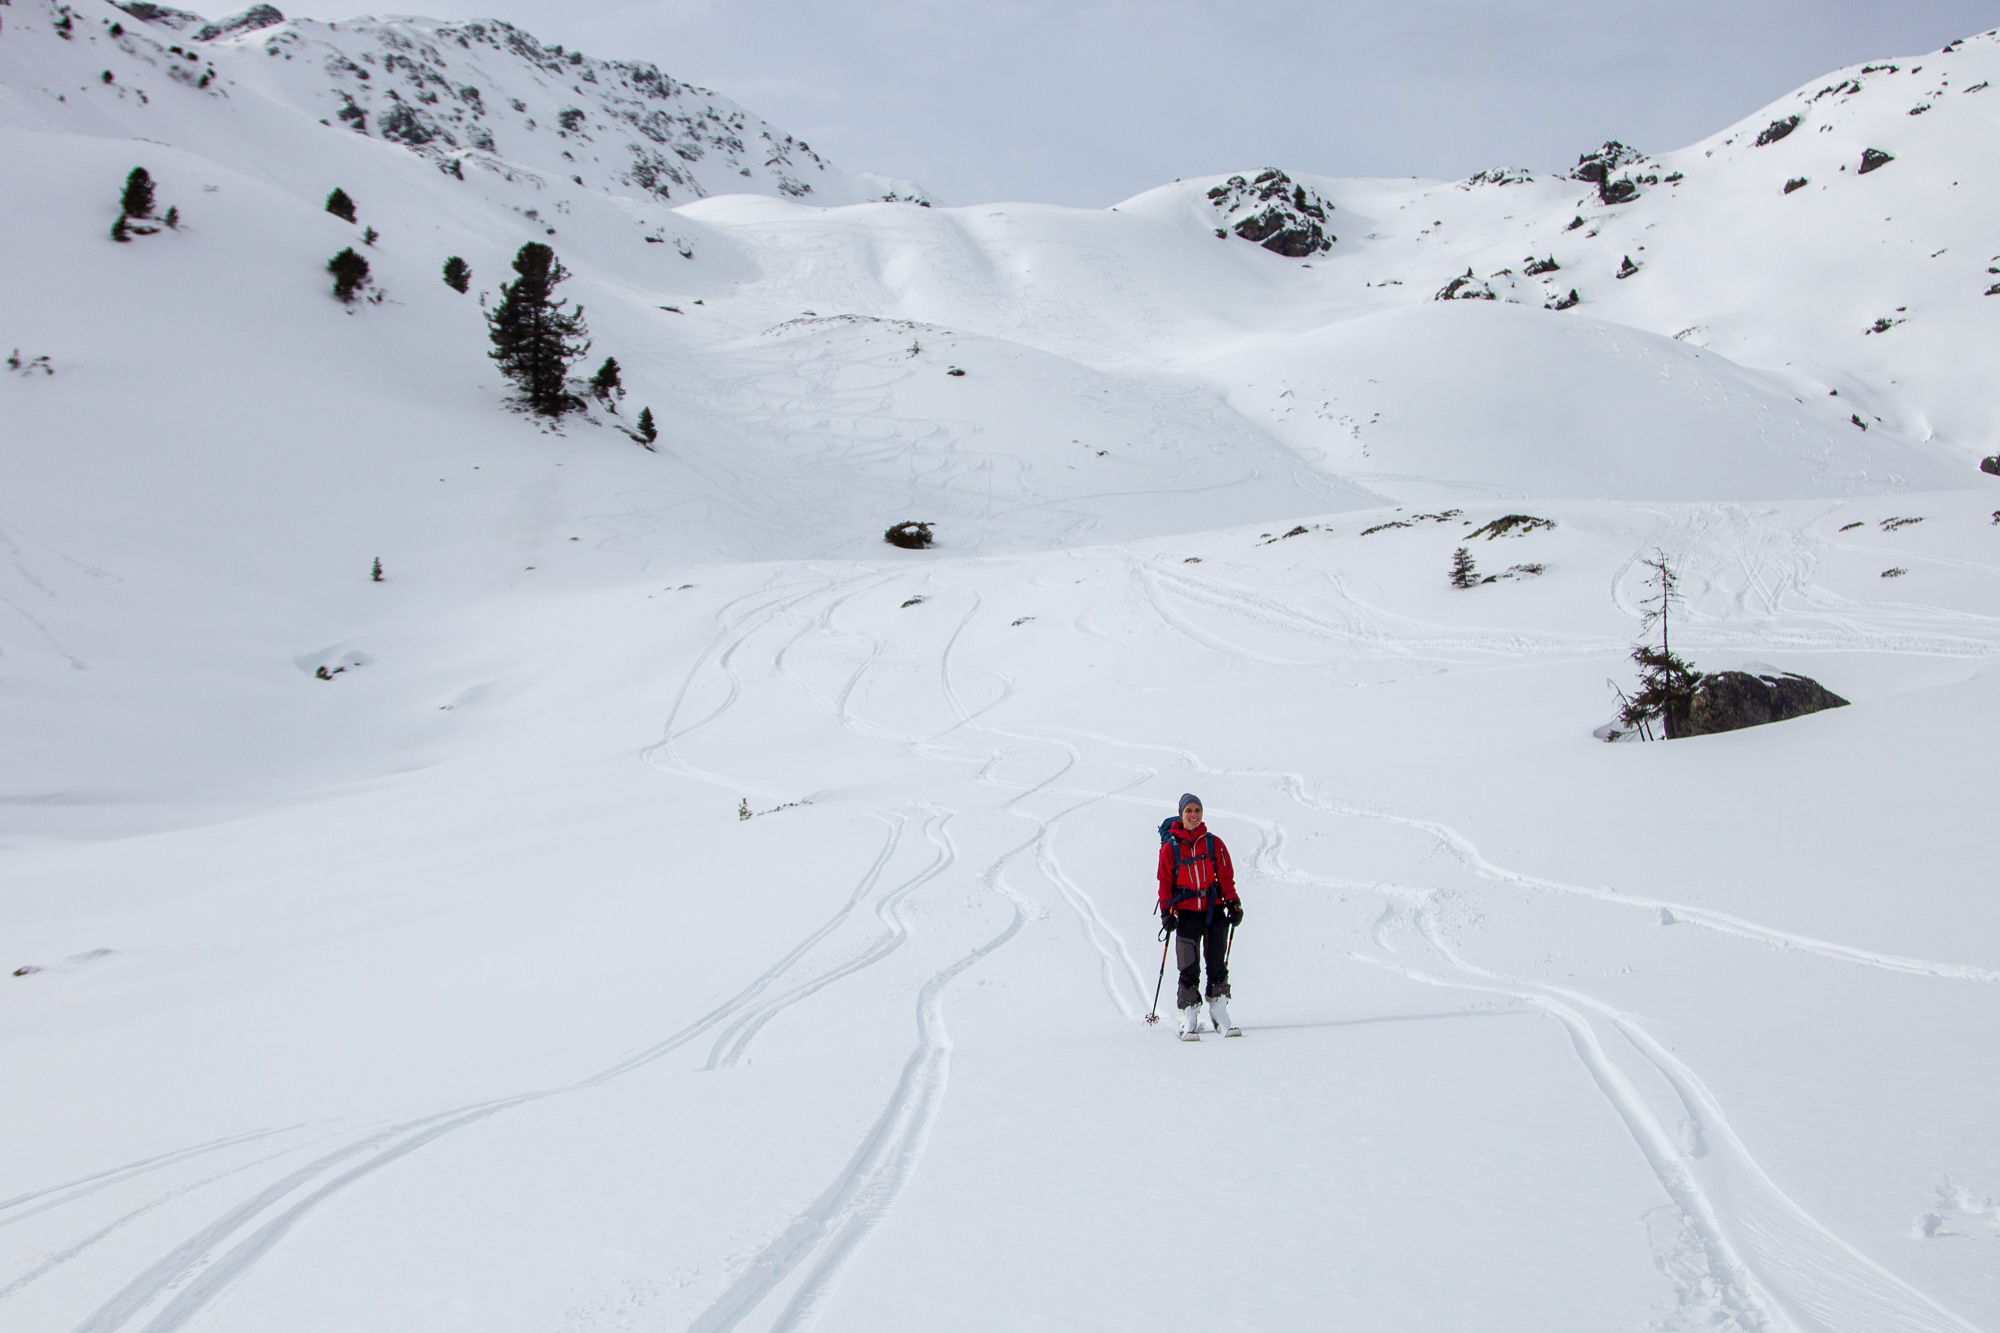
3, 4, 1999, 1331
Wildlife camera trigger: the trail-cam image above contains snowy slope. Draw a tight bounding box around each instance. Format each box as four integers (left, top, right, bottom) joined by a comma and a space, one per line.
3, 6, 2000, 1333
2, 0, 926, 205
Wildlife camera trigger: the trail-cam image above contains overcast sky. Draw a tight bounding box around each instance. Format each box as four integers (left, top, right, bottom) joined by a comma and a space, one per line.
299, 1, 2000, 205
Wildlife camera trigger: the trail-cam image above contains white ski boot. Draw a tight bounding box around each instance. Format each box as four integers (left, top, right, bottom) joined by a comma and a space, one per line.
1177, 1005, 1202, 1041
1208, 995, 1241, 1037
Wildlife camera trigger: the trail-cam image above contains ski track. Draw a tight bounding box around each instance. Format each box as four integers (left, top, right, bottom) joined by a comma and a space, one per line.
21, 497, 1998, 1331
20, 785, 949, 1328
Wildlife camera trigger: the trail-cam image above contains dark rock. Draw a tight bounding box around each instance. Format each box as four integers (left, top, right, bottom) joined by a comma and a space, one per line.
1754, 116, 1801, 146
1858, 148, 1894, 174
1617, 255, 1640, 279
1551, 289, 1580, 310
192, 3, 283, 42
1673, 671, 1849, 738
1851, 414, 1868, 430
1565, 216, 1585, 231
1571, 142, 1645, 204
1784, 177, 1809, 194
1570, 140, 1642, 184
1980, 455, 2000, 476
1207, 170, 1334, 257
1524, 256, 1560, 276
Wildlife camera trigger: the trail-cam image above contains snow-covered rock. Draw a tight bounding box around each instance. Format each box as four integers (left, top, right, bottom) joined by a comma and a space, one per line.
1205, 167, 1334, 256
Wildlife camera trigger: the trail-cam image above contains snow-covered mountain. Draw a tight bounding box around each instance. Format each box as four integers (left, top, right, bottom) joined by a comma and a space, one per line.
3, 7, 1998, 1333
6, 1, 928, 205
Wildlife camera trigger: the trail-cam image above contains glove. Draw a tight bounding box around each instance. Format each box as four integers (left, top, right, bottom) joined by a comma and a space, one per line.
1223, 900, 1244, 926
1160, 908, 1178, 936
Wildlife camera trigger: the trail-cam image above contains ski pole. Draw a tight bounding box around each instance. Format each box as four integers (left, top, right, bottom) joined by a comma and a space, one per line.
1144, 930, 1171, 1025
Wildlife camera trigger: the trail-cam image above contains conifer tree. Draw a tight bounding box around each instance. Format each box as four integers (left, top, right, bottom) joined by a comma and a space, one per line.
442, 256, 471, 293
636, 406, 658, 445
121, 167, 155, 218
325, 187, 357, 222
363, 226, 380, 247
163, 206, 180, 230
1617, 551, 1701, 738
110, 214, 132, 243
486, 242, 590, 417
328, 247, 370, 303
590, 356, 622, 401
1448, 547, 1478, 588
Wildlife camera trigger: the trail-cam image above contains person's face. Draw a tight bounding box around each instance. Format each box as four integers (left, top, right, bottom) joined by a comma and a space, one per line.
1181, 801, 1202, 831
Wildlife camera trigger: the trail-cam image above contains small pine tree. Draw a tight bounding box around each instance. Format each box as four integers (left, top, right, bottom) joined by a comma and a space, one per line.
363, 226, 380, 247
590, 356, 622, 400
636, 406, 658, 444
1617, 551, 1701, 738
442, 256, 471, 293
110, 214, 132, 243
486, 242, 590, 417
328, 247, 370, 303
163, 205, 180, 230
371, 557, 384, 583
1449, 546, 1478, 588
121, 167, 155, 218
325, 187, 357, 222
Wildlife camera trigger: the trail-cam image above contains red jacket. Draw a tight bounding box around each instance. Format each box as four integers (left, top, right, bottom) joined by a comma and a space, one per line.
1157, 821, 1237, 917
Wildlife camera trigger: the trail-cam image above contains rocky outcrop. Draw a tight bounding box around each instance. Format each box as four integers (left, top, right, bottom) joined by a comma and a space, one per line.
193, 4, 284, 42
1754, 115, 1801, 146
1570, 141, 1647, 204
1206, 170, 1334, 257
1859, 147, 1895, 174
1669, 671, 1849, 738
115, 3, 205, 30
1981, 455, 2000, 476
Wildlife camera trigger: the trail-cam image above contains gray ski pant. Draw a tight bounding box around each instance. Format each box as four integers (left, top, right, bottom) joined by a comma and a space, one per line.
1175, 915, 1231, 1010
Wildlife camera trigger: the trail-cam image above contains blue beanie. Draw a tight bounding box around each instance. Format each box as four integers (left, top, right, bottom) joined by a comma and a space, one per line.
1179, 793, 1202, 813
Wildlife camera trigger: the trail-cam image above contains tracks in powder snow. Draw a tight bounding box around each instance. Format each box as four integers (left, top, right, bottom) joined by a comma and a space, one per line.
4, 803, 970, 1333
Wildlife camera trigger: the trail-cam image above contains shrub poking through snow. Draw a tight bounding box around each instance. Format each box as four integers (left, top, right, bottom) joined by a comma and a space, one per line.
371, 557, 384, 583
487, 242, 591, 418
363, 226, 380, 247
110, 214, 131, 243
121, 167, 155, 219
163, 206, 179, 230
327, 247, 370, 303
442, 256, 471, 293
590, 356, 622, 403
634, 406, 658, 446
1617, 551, 1700, 739
1449, 547, 1479, 588
884, 521, 934, 549
325, 187, 357, 222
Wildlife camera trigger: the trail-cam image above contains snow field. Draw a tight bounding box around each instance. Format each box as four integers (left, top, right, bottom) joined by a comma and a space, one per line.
5, 5, 2000, 1330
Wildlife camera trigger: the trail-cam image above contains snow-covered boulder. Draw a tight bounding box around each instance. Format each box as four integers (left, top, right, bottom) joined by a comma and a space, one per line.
1676, 672, 1850, 738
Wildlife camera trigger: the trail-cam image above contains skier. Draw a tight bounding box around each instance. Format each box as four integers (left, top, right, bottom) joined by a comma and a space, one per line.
1157, 794, 1243, 1040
